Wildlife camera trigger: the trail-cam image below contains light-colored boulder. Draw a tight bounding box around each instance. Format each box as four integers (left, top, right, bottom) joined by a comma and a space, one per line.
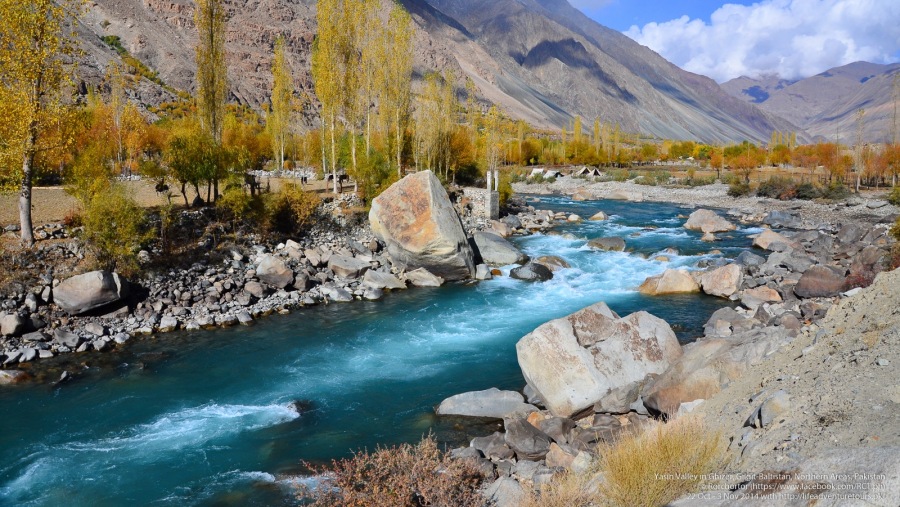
436, 388, 537, 418
53, 271, 129, 315
608, 190, 643, 202
472, 231, 528, 266
794, 265, 846, 298
572, 189, 592, 201
516, 302, 682, 417
699, 264, 743, 297
256, 255, 294, 289
589, 211, 608, 221
490, 220, 512, 237
475, 264, 493, 280
0, 314, 26, 336
588, 236, 626, 251
328, 255, 371, 279
638, 269, 700, 295
683, 209, 736, 233
752, 229, 799, 250
533, 255, 571, 272
369, 170, 475, 281
361, 270, 406, 290
643, 327, 794, 417
402, 268, 444, 287
740, 286, 782, 309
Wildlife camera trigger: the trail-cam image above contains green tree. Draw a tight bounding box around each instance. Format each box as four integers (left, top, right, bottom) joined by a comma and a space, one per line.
0, 0, 84, 246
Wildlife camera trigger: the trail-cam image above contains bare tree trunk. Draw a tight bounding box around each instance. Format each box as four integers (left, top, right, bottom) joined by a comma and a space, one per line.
19, 145, 36, 247
181, 182, 189, 207
330, 114, 338, 194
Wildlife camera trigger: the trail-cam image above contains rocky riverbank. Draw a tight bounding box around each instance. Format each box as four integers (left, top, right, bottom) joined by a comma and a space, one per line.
433, 186, 898, 505
0, 173, 565, 381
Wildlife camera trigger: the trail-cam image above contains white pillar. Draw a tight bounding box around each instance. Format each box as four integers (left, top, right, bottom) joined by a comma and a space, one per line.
486, 170, 492, 190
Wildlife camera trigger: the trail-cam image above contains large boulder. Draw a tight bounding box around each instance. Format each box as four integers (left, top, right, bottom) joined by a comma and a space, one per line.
638, 269, 700, 295
472, 231, 528, 266
436, 388, 537, 418
683, 209, 736, 233
794, 265, 846, 298
516, 302, 682, 417
643, 327, 794, 417
369, 170, 475, 281
53, 271, 129, 315
402, 268, 444, 287
256, 255, 294, 289
533, 255, 571, 272
0, 314, 26, 337
699, 264, 743, 298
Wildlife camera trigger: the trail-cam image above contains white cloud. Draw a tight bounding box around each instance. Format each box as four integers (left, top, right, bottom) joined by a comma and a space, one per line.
624, 0, 900, 82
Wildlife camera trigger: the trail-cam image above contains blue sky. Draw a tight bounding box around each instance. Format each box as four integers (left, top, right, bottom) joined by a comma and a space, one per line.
569, 0, 900, 82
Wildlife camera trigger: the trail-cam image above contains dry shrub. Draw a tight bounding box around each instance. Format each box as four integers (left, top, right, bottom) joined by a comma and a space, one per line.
266, 183, 319, 235
301, 435, 484, 507
520, 465, 600, 507
595, 416, 725, 507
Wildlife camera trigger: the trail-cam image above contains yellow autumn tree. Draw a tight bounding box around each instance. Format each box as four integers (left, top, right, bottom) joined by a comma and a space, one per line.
268, 35, 293, 171
0, 0, 84, 246
194, 0, 228, 200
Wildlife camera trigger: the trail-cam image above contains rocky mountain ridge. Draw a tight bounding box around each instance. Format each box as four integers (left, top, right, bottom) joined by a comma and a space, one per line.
75, 0, 801, 142
722, 61, 900, 143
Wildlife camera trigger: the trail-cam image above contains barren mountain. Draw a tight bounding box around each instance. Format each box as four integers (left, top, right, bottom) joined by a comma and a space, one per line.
76, 0, 801, 142
723, 62, 900, 143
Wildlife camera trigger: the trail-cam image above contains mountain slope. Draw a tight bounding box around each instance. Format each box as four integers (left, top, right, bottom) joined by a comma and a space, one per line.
723, 62, 900, 143
77, 0, 801, 143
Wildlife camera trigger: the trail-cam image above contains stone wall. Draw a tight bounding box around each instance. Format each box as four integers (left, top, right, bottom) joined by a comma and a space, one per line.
461, 188, 500, 221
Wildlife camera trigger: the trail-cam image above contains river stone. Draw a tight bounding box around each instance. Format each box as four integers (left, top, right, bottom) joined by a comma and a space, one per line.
437, 388, 537, 418
320, 285, 353, 302
483, 477, 525, 507
684, 209, 736, 233
244, 281, 266, 298
472, 231, 528, 266
638, 269, 700, 295
256, 255, 294, 289
589, 211, 608, 221
53, 271, 129, 315
0, 313, 26, 336
369, 170, 475, 281
236, 311, 253, 325
475, 264, 493, 280
588, 237, 626, 251
794, 265, 846, 298
510, 262, 553, 282
753, 229, 798, 251
763, 210, 804, 229
328, 255, 371, 279
503, 418, 552, 460
735, 251, 766, 267
471, 432, 514, 460
533, 255, 571, 272
362, 270, 406, 290
158, 316, 179, 332
363, 288, 383, 300
516, 302, 682, 417
699, 264, 743, 298
741, 286, 782, 309
53, 329, 82, 348
403, 268, 444, 287
22, 331, 48, 342
608, 190, 643, 202
0, 370, 30, 385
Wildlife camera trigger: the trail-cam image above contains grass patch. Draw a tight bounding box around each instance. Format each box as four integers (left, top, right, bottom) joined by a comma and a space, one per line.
524, 416, 725, 507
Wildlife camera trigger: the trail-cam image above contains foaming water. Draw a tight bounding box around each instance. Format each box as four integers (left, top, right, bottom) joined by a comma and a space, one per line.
0, 196, 750, 506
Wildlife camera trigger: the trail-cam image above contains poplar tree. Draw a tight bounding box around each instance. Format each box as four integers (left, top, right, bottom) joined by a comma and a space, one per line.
0, 0, 83, 246
379, 3, 413, 176
268, 35, 293, 171
312, 0, 342, 192
194, 0, 228, 200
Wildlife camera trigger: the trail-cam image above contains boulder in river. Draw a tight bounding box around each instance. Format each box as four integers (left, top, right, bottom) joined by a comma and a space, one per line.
510, 262, 553, 282
588, 237, 626, 251
402, 268, 444, 287
516, 302, 682, 417
683, 209, 736, 234
472, 231, 528, 266
436, 388, 537, 418
638, 269, 700, 295
53, 271, 129, 315
369, 170, 475, 281
533, 255, 571, 272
